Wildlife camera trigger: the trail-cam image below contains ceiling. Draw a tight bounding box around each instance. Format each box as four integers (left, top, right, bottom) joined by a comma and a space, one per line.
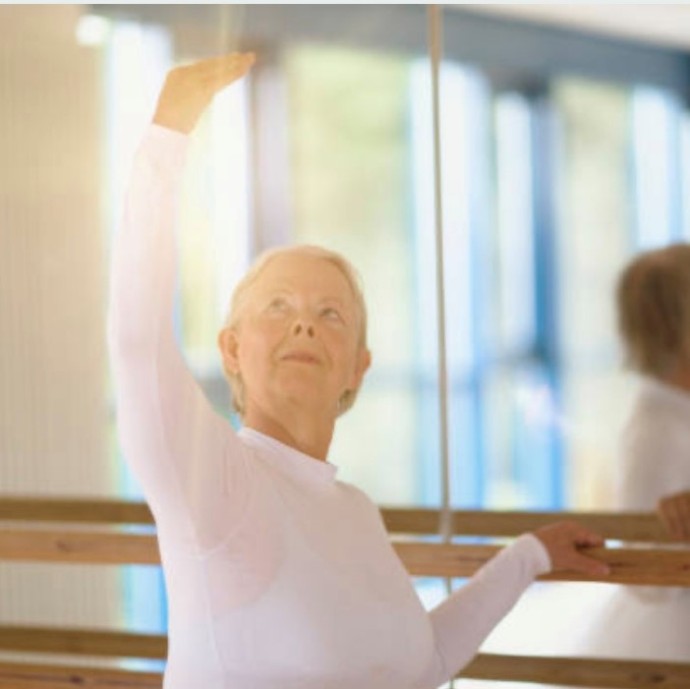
452, 4, 690, 51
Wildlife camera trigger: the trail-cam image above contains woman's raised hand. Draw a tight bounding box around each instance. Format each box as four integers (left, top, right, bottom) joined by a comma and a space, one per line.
533, 521, 610, 576
153, 52, 256, 134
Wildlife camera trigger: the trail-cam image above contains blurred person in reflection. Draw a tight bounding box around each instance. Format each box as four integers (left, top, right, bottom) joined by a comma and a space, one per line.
576, 243, 690, 662
107, 53, 608, 689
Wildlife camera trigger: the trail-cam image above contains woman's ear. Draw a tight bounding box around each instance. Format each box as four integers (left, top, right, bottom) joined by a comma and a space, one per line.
218, 327, 240, 375
350, 348, 372, 390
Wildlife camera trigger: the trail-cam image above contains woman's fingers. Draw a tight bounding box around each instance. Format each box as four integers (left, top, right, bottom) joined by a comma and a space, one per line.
563, 549, 610, 577
196, 52, 256, 91
153, 52, 256, 134
533, 521, 610, 577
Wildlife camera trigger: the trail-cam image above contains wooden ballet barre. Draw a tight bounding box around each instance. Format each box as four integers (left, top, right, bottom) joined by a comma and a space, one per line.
0, 624, 166, 658
0, 660, 162, 688
394, 541, 690, 586
460, 653, 690, 688
381, 507, 672, 543
1, 641, 690, 689
1, 497, 689, 688
0, 497, 154, 525
2, 624, 690, 686
1, 624, 688, 686
0, 497, 672, 541
0, 623, 690, 689
0, 527, 688, 586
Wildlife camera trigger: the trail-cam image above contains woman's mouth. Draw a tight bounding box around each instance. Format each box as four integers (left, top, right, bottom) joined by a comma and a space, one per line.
281, 350, 320, 364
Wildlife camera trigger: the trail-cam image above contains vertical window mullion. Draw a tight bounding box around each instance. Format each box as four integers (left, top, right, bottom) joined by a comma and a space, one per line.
528, 86, 564, 508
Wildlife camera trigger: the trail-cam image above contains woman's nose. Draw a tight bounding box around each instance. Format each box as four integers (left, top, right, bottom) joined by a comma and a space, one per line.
292, 320, 315, 337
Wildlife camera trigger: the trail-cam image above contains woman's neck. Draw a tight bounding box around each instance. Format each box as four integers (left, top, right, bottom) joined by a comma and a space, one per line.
242, 405, 334, 461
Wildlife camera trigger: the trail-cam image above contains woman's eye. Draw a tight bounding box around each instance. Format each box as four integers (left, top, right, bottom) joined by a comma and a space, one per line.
321, 307, 343, 322
267, 299, 288, 313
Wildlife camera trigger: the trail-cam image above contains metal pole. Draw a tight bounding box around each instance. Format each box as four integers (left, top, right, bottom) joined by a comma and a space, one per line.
427, 5, 453, 550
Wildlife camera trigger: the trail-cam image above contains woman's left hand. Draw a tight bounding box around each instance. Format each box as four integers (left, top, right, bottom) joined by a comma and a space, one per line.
153, 52, 255, 134
533, 521, 610, 576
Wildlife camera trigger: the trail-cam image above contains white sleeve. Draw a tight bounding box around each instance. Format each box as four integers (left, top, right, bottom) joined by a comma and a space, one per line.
107, 124, 250, 551
416, 534, 550, 688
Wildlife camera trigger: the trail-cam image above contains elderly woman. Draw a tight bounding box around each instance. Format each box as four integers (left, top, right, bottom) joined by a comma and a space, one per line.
573, 244, 690, 664
108, 53, 607, 689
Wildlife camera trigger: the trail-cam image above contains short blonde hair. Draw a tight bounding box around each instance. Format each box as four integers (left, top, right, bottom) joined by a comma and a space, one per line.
220, 244, 369, 417
617, 243, 690, 377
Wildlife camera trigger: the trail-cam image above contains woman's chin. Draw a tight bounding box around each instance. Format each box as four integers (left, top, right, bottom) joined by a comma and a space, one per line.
275, 381, 337, 413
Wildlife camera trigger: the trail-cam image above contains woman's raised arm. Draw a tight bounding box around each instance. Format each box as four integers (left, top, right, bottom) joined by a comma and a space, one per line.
107, 54, 255, 550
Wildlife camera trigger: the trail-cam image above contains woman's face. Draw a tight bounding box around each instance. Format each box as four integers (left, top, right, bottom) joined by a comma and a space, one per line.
221, 254, 370, 418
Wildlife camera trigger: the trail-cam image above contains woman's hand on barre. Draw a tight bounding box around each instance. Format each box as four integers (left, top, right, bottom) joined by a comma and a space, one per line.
153, 52, 256, 134
657, 490, 690, 541
533, 521, 610, 576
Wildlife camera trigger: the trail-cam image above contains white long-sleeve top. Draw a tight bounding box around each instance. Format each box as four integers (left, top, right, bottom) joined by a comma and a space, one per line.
107, 124, 551, 689
616, 376, 690, 604
618, 377, 690, 515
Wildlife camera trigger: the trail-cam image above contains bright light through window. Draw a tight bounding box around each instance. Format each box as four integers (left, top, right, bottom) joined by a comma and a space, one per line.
632, 87, 681, 248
